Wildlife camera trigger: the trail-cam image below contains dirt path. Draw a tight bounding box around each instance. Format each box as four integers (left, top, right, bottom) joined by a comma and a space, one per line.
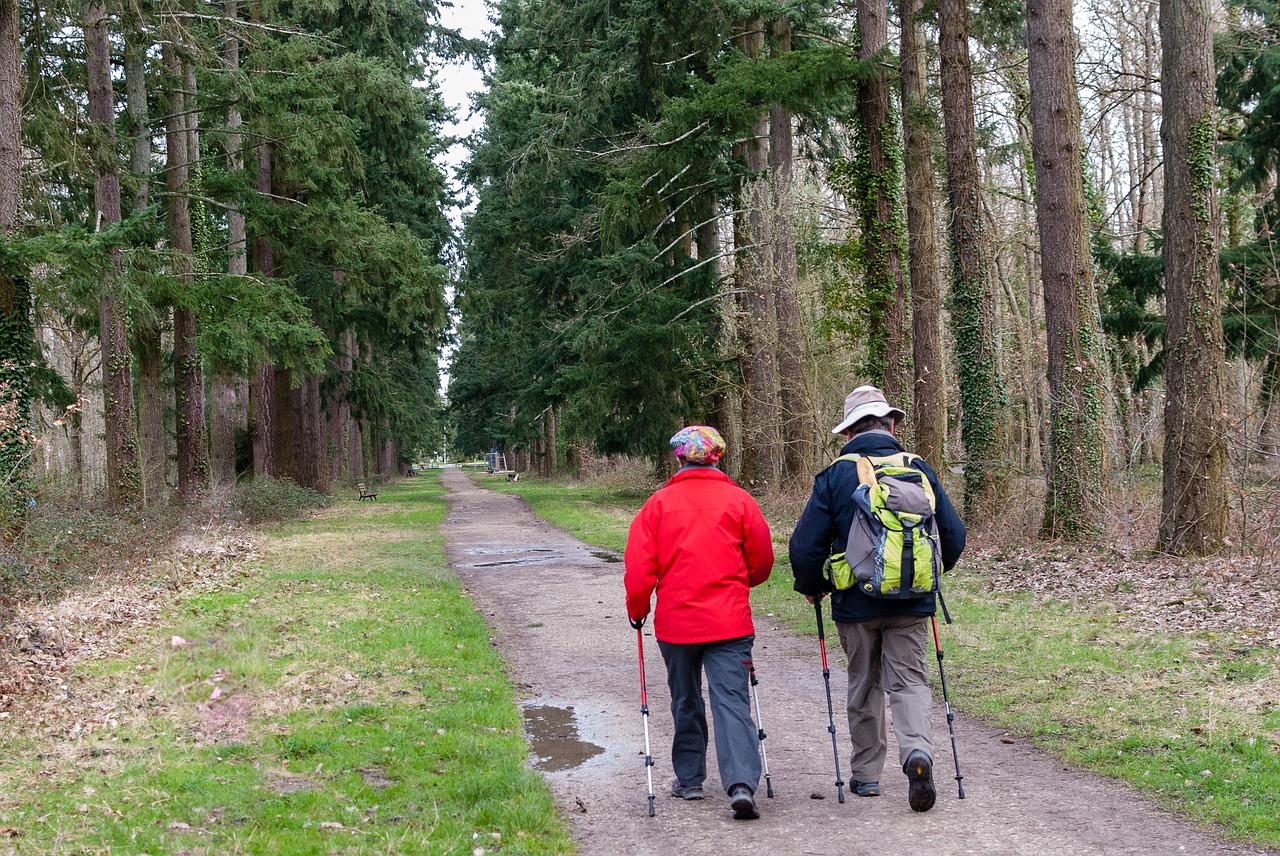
439, 469, 1269, 856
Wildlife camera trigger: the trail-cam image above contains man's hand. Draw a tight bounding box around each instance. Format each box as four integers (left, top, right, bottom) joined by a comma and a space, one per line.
629, 615, 646, 630
804, 593, 825, 605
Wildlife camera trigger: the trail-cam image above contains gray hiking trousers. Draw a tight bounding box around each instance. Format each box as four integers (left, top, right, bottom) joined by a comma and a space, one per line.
657, 634, 761, 795
837, 614, 934, 782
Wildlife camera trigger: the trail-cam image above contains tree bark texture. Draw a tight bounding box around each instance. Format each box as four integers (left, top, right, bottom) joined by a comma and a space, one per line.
274, 367, 296, 480
123, 17, 149, 211
938, 0, 1007, 517
164, 36, 207, 497
0, 0, 19, 232
770, 18, 812, 482
250, 362, 276, 476
1157, 0, 1228, 555
733, 16, 782, 491
124, 21, 169, 504
209, 364, 241, 489
544, 406, 557, 477
250, 141, 276, 478
899, 0, 946, 468
856, 0, 911, 417
209, 11, 248, 489
1028, 0, 1107, 537
328, 328, 354, 482
0, 0, 30, 529
348, 335, 364, 480
86, 0, 141, 505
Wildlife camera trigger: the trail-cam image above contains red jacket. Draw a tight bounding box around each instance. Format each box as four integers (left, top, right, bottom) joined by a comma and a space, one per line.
624, 467, 774, 644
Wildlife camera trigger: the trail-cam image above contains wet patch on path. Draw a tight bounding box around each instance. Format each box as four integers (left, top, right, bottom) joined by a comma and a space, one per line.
523, 704, 605, 772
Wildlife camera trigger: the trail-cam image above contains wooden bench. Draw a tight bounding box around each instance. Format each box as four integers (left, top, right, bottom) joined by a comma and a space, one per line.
357, 483, 378, 501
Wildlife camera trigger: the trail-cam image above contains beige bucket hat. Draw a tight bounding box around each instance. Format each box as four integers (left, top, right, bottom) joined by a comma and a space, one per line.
831, 385, 906, 435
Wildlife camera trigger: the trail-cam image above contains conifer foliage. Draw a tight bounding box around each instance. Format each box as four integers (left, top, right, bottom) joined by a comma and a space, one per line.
1, 0, 455, 523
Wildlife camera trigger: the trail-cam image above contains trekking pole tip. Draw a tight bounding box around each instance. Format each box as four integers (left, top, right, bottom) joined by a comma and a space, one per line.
647, 795, 656, 817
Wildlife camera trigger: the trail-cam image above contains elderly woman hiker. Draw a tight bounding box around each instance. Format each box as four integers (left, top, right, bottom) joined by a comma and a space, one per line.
623, 426, 775, 820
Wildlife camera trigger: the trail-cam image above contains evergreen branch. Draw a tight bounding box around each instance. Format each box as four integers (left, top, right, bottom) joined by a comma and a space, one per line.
585, 122, 711, 160
165, 11, 339, 45
667, 288, 746, 323
600, 248, 744, 322
651, 210, 734, 262
152, 190, 306, 209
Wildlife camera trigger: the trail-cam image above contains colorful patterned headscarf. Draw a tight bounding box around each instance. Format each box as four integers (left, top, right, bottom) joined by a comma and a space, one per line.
669, 425, 726, 465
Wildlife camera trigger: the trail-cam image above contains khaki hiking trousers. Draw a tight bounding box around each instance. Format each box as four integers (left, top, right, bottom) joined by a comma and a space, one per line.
837, 614, 934, 783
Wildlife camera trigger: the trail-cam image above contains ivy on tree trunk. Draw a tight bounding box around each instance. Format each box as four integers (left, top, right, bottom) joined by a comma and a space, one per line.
1158, 0, 1228, 555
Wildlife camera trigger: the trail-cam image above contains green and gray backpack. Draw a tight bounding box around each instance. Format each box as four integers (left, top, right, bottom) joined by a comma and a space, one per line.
827, 452, 942, 599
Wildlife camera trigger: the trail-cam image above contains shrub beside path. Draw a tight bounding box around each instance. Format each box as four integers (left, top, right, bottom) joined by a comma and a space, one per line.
439, 469, 1271, 856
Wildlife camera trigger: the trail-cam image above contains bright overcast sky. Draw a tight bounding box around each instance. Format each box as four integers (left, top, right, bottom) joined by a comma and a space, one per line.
436, 0, 493, 176
434, 1, 492, 395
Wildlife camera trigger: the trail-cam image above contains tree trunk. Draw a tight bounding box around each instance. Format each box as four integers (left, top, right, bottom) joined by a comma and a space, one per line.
1028, 0, 1107, 537
938, 0, 1007, 517
0, 0, 16, 234
899, 0, 946, 469
124, 20, 169, 505
294, 371, 326, 491
164, 36, 207, 497
348, 335, 364, 479
856, 0, 911, 416
250, 363, 275, 476
733, 16, 782, 492
250, 141, 276, 478
208, 0, 246, 490
208, 363, 240, 489
770, 18, 811, 481
86, 0, 141, 506
328, 328, 353, 482
544, 406, 557, 477
0, 0, 31, 531
1158, 0, 1228, 555
274, 367, 296, 480
123, 13, 149, 211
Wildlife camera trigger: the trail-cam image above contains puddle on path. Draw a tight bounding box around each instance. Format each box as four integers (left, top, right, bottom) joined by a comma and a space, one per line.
590, 550, 622, 563
466, 547, 555, 556
524, 705, 604, 772
471, 556, 559, 568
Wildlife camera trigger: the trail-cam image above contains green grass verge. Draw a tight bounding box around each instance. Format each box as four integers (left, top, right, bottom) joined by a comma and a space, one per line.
485, 473, 1280, 847
0, 476, 573, 855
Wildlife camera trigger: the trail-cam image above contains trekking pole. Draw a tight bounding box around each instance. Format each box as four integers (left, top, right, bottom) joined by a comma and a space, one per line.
744, 659, 774, 798
930, 614, 965, 799
634, 621, 657, 816
813, 600, 846, 803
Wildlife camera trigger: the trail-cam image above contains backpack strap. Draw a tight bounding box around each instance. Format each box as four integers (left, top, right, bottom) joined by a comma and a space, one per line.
828, 453, 877, 486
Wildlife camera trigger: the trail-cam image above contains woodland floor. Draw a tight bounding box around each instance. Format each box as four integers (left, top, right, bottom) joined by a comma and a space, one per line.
438, 468, 1275, 856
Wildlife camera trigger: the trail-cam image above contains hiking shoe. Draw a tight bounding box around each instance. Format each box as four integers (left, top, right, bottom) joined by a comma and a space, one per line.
904, 750, 936, 812
728, 784, 759, 820
851, 780, 880, 797
670, 778, 704, 800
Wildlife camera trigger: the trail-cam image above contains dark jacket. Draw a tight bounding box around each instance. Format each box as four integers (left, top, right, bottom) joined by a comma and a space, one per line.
789, 430, 966, 624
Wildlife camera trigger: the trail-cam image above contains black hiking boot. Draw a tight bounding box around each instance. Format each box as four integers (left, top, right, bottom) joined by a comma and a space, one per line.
851, 780, 880, 797
728, 784, 759, 820
904, 750, 936, 812
670, 778, 704, 800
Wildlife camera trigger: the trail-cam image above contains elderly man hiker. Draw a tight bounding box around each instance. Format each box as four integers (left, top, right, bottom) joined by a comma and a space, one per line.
624, 425, 775, 820
789, 386, 966, 812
